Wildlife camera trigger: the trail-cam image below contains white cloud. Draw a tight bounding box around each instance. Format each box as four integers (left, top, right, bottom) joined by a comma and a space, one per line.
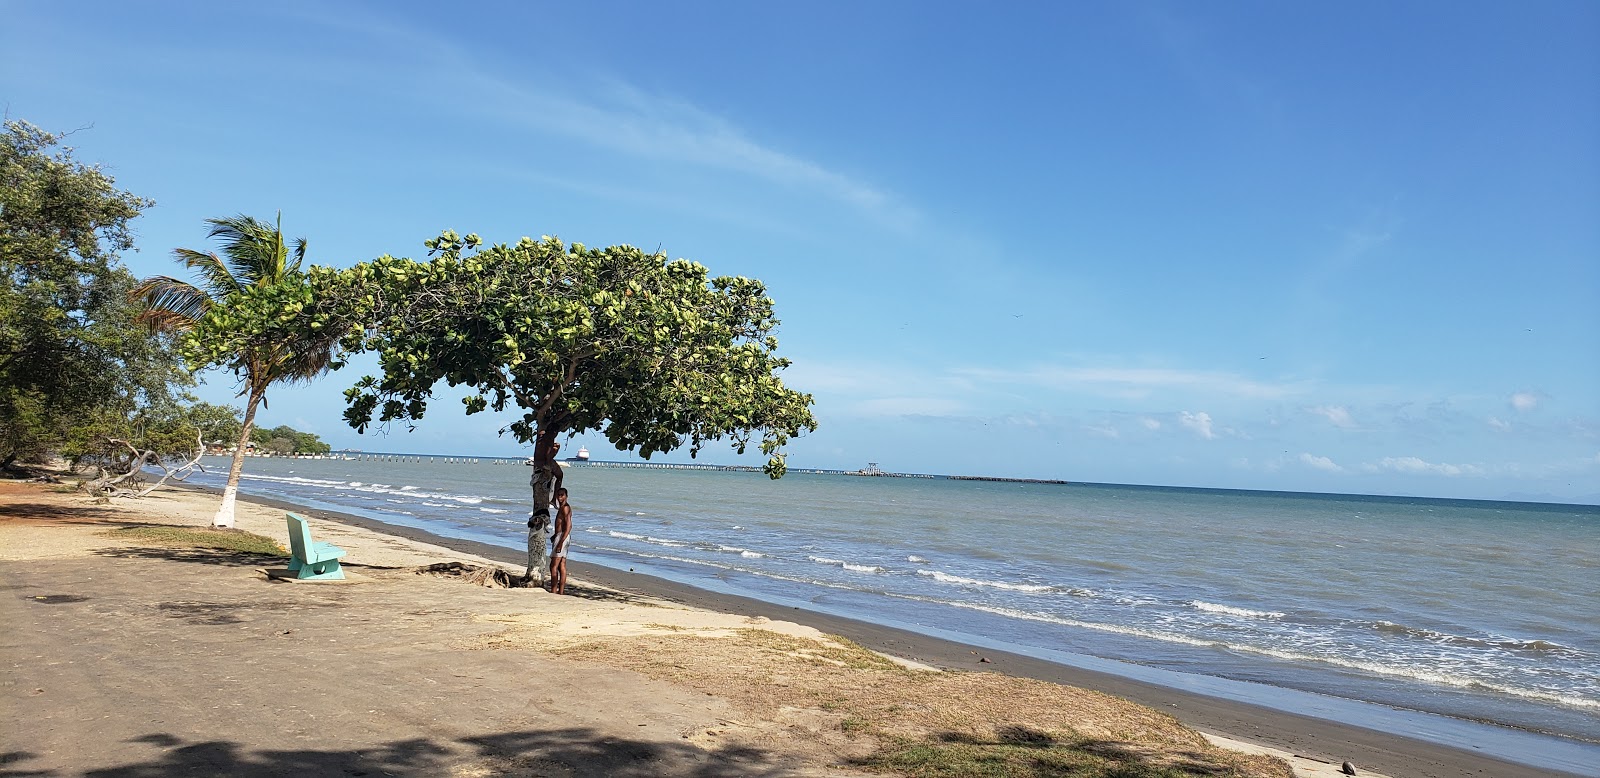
1300, 453, 1344, 472
1374, 456, 1484, 477
1510, 392, 1539, 412
1487, 416, 1511, 432
1180, 411, 1216, 440
1307, 405, 1356, 429
1140, 417, 1162, 430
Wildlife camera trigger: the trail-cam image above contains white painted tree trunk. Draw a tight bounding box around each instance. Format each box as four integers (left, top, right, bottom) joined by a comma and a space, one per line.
213, 390, 262, 529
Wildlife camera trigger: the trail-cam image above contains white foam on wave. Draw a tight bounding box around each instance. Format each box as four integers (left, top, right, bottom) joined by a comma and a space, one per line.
1190, 601, 1284, 619
479, 508, 510, 515
241, 473, 503, 509
917, 569, 1055, 592
907, 555, 930, 564
604, 530, 683, 547
1235, 643, 1600, 711
843, 562, 886, 573
808, 555, 844, 566
741, 551, 765, 559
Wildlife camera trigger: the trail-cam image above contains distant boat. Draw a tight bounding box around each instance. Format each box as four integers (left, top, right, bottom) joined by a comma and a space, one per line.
567, 447, 590, 462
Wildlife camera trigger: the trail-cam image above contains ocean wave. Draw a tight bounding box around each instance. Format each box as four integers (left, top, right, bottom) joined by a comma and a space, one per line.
1368, 621, 1577, 654
741, 551, 765, 559
917, 569, 1056, 593
920, 598, 1600, 710
808, 556, 843, 565
907, 555, 930, 564
603, 530, 684, 547
899, 595, 1218, 648
843, 563, 886, 573
479, 508, 510, 515
588, 548, 871, 595
1190, 601, 1285, 619
1234, 642, 1600, 710
241, 472, 504, 508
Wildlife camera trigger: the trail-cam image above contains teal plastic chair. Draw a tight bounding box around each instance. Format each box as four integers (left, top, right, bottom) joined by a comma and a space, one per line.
285, 513, 347, 580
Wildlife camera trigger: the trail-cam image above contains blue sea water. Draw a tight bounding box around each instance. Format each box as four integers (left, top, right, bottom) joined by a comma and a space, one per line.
187, 455, 1600, 748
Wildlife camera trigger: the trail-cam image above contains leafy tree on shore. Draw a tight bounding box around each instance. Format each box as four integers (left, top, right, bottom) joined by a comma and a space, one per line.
327, 231, 816, 547
132, 214, 337, 527
248, 423, 331, 455
0, 119, 190, 470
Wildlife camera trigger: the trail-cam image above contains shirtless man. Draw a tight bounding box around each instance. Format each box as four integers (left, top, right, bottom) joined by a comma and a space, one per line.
524, 438, 566, 585
549, 487, 572, 594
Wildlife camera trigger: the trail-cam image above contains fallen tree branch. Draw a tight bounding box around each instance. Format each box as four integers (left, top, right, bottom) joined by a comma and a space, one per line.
85, 430, 207, 498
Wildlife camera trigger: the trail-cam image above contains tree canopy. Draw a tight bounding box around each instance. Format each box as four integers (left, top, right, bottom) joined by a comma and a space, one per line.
328, 231, 815, 477
0, 119, 188, 467
249, 424, 331, 455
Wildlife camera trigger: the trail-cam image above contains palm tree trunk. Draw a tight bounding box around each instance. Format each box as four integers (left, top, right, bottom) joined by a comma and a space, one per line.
213, 388, 263, 528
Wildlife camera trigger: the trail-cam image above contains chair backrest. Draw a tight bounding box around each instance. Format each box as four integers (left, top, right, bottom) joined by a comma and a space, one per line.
286, 513, 314, 560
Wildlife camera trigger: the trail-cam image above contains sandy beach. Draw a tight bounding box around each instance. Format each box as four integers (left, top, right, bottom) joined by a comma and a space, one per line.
0, 479, 1581, 777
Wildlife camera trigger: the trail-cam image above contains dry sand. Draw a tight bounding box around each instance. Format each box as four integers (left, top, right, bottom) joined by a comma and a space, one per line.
0, 477, 1488, 777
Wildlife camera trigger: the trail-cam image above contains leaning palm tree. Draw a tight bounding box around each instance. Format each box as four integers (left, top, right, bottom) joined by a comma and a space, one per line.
132, 213, 333, 528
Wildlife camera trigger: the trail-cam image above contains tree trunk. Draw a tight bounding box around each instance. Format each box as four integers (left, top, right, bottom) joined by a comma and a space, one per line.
523, 427, 559, 584
213, 388, 263, 528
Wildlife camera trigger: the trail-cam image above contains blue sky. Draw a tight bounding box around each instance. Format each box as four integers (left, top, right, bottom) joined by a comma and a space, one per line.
5, 1, 1597, 502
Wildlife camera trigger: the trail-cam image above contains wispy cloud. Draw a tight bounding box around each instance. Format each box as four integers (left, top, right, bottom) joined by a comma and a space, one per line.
1510, 392, 1540, 412
256, 5, 919, 230
1307, 405, 1356, 429
955, 365, 1305, 400
1370, 456, 1484, 477
851, 397, 965, 417
1299, 452, 1344, 472
1487, 416, 1511, 432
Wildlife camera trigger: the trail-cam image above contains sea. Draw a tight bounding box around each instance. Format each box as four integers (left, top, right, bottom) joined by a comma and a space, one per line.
186, 454, 1600, 761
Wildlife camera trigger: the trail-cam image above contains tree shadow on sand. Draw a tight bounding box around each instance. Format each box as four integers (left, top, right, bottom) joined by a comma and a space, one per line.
0, 727, 808, 778
92, 546, 286, 568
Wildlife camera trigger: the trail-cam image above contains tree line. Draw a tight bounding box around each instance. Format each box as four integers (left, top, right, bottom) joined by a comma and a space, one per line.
1, 119, 815, 525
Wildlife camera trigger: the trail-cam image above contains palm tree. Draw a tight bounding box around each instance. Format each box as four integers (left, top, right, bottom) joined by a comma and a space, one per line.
132, 213, 333, 528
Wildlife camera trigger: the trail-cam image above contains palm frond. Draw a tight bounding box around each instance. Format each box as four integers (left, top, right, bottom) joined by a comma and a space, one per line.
206, 213, 286, 286
172, 247, 242, 299
128, 275, 211, 332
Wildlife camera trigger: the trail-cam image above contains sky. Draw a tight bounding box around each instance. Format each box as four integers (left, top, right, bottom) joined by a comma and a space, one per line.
5, 1, 1598, 502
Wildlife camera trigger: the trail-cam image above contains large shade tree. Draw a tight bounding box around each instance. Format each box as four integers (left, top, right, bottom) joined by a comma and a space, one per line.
132, 214, 336, 527
323, 231, 816, 575
0, 119, 190, 470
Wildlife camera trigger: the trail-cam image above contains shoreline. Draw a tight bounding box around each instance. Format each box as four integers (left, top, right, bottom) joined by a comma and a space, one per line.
175, 482, 1595, 777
